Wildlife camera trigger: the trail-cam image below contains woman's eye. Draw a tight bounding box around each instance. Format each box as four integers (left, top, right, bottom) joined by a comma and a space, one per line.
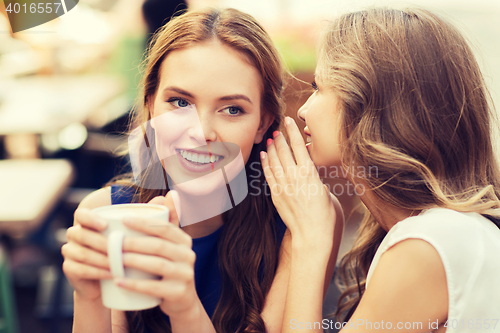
221, 106, 243, 116
168, 98, 190, 108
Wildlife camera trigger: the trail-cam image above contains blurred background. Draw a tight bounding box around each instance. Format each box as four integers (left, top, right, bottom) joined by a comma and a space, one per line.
0, 0, 498, 332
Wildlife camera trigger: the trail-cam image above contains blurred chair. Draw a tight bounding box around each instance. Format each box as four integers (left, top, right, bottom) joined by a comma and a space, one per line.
0, 246, 18, 333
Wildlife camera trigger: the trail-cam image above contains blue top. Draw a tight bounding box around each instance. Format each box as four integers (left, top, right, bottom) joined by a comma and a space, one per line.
111, 185, 287, 327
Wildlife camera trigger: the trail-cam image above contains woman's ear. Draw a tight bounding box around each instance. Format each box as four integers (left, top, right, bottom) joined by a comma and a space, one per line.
254, 113, 275, 144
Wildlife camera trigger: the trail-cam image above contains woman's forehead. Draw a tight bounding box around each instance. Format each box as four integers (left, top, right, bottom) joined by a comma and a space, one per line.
156, 42, 263, 98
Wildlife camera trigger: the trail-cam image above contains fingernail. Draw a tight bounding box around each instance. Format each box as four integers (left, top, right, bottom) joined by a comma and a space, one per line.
285, 117, 292, 126
122, 217, 137, 225
97, 218, 108, 228
273, 131, 280, 138
260, 151, 267, 159
114, 278, 125, 287
104, 270, 113, 279
267, 138, 273, 146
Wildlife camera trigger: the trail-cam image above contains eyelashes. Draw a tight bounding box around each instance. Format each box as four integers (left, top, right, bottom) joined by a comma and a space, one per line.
166, 97, 245, 116
167, 97, 190, 108
221, 106, 245, 116
311, 81, 318, 91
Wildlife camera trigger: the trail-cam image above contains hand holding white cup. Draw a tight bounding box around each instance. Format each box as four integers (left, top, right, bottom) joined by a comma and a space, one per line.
92, 203, 169, 310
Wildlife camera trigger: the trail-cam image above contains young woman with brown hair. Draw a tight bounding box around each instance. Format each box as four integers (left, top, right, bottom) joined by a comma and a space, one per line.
61, 7, 338, 333
263, 7, 500, 332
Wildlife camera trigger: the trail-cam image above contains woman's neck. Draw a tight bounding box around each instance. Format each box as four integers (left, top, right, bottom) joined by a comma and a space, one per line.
359, 188, 419, 231
181, 214, 224, 239
172, 185, 228, 238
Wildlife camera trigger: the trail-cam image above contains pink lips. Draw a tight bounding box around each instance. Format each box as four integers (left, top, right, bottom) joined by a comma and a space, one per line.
176, 149, 225, 173
304, 128, 312, 148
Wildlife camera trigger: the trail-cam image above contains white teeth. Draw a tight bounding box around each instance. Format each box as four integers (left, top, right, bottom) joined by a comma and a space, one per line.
306, 136, 312, 143
177, 149, 222, 164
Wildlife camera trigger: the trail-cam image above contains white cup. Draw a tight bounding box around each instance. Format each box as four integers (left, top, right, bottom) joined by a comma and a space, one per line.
92, 203, 169, 310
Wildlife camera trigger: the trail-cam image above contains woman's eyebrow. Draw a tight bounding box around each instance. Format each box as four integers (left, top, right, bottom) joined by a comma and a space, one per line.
218, 94, 253, 105
162, 86, 194, 98
162, 87, 252, 105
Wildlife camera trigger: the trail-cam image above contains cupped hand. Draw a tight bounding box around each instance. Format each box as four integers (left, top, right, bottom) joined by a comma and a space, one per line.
62, 208, 112, 301
261, 117, 341, 250
114, 190, 199, 318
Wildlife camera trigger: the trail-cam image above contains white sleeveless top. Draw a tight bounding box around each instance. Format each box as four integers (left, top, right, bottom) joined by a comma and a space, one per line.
366, 208, 500, 332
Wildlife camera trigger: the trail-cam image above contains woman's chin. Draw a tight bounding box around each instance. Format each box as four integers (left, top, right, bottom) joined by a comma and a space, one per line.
170, 173, 229, 197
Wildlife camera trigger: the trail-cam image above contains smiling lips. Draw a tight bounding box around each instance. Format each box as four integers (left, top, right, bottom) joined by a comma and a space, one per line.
304, 128, 312, 144
177, 148, 223, 164
175, 148, 225, 173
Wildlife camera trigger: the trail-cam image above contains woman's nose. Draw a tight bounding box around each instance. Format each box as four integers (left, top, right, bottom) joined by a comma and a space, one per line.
198, 113, 217, 143
297, 93, 313, 122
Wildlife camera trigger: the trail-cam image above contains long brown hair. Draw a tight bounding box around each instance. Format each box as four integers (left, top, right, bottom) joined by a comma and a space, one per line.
316, 8, 500, 321
114, 7, 285, 333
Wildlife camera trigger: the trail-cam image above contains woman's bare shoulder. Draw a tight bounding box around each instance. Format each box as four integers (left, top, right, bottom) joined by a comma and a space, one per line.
78, 187, 112, 210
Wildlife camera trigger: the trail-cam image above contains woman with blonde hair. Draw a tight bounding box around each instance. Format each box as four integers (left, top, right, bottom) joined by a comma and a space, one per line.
263, 7, 500, 332
62, 7, 339, 333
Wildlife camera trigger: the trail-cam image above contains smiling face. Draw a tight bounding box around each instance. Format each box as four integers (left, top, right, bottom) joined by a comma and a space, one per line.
297, 71, 342, 168
149, 41, 271, 192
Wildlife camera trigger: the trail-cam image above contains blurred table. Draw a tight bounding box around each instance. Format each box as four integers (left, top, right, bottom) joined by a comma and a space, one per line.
0, 159, 74, 237
0, 74, 126, 135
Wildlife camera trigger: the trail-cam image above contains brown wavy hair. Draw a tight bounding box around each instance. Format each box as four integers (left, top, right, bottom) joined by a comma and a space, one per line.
315, 8, 500, 321
112, 7, 285, 333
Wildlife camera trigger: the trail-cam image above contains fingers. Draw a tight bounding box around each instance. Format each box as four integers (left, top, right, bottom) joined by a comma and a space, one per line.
265, 138, 286, 186
272, 130, 296, 168
284, 117, 312, 167
61, 241, 110, 269
122, 235, 195, 262
164, 190, 181, 227
261, 151, 278, 196
64, 207, 113, 287
66, 225, 108, 254
115, 277, 192, 302
122, 217, 192, 247
74, 208, 108, 231
62, 258, 112, 280
262, 117, 318, 185
147, 193, 181, 227
122, 252, 194, 279
148, 196, 166, 205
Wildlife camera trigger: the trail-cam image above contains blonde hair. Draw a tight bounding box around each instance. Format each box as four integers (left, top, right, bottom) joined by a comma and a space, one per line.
318, 7, 500, 320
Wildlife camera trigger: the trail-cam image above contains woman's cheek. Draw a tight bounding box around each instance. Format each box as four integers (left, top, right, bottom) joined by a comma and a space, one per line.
154, 131, 177, 160
152, 112, 189, 159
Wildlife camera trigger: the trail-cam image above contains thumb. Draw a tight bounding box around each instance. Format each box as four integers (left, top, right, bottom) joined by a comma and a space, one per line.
148, 196, 166, 205
324, 184, 334, 200
164, 190, 181, 227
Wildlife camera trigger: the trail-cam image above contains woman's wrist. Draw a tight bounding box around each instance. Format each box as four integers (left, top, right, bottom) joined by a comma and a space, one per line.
74, 290, 103, 305
291, 232, 334, 257
73, 291, 111, 333
169, 299, 202, 322
169, 298, 216, 333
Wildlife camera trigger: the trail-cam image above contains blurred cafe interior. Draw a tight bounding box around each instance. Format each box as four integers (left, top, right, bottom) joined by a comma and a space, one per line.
0, 0, 498, 332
